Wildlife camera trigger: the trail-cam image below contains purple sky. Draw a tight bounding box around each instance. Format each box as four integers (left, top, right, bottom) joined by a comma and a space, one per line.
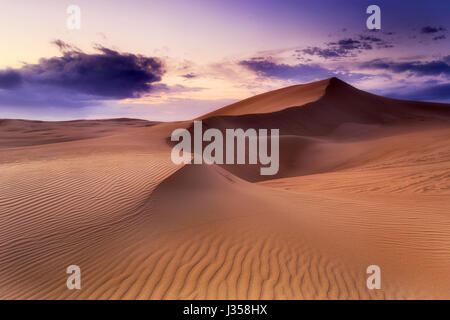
0, 0, 449, 121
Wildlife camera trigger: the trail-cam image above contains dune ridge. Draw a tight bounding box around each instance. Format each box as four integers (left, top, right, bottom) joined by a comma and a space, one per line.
198, 78, 330, 118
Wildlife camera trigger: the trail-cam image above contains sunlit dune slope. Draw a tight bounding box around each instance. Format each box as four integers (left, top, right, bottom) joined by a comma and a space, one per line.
198, 78, 330, 118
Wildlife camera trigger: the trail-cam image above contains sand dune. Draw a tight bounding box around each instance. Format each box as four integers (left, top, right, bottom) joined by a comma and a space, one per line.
0, 78, 449, 299
200, 78, 450, 136
0, 118, 157, 148
198, 78, 330, 118
195, 77, 450, 182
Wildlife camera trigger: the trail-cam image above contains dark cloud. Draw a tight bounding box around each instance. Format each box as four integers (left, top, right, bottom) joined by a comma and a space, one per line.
300, 47, 344, 59
433, 35, 446, 41
52, 39, 80, 52
421, 26, 446, 34
381, 83, 450, 102
181, 73, 197, 79
240, 58, 335, 81
0, 69, 22, 89
332, 38, 363, 50
0, 40, 165, 108
26, 41, 164, 98
361, 58, 450, 77
239, 58, 367, 83
359, 35, 382, 42
299, 35, 392, 59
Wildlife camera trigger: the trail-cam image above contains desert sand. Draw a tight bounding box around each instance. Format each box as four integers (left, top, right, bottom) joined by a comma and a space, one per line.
0, 78, 449, 299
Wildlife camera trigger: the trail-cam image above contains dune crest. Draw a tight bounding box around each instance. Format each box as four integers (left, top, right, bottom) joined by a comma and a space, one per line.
198, 78, 330, 118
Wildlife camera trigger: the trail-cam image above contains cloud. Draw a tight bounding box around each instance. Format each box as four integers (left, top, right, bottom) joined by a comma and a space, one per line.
181, 73, 197, 79
240, 58, 334, 81
433, 35, 446, 41
381, 83, 450, 102
358, 35, 381, 42
239, 58, 368, 83
0, 40, 165, 109
0, 69, 22, 89
300, 47, 344, 59
421, 26, 446, 34
299, 35, 392, 59
52, 39, 80, 52
300, 38, 367, 59
332, 38, 365, 50
361, 58, 450, 77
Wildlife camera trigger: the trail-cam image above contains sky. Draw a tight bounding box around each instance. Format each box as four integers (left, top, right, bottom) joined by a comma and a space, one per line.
0, 0, 449, 121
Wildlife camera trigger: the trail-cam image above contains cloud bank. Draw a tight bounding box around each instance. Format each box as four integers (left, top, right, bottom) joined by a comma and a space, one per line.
239, 57, 367, 83
0, 41, 165, 109
361, 58, 450, 77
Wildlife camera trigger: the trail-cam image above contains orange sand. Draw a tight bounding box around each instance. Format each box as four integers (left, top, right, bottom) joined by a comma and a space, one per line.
1, 78, 449, 299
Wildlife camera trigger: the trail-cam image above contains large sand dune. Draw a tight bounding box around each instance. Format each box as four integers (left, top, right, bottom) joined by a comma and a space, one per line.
0, 78, 449, 299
